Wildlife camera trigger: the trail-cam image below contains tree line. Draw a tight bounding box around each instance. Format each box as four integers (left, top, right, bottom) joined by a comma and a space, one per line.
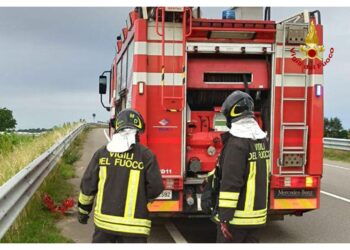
0, 108, 16, 132
1, 107, 349, 139
324, 117, 349, 139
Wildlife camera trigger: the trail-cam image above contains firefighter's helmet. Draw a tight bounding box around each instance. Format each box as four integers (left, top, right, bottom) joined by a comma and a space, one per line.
221, 90, 254, 127
115, 109, 145, 133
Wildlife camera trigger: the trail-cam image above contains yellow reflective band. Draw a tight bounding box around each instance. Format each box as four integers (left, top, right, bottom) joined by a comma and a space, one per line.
266, 159, 271, 174
219, 199, 238, 208
124, 170, 140, 218
219, 191, 239, 200
94, 212, 151, 228
213, 215, 219, 222
94, 217, 150, 236
208, 168, 216, 177
245, 161, 256, 212
79, 207, 89, 215
234, 208, 267, 218
266, 159, 269, 208
230, 216, 267, 226
207, 169, 216, 189
230, 104, 243, 117
95, 166, 107, 214
78, 192, 95, 205
213, 214, 267, 226
134, 116, 143, 129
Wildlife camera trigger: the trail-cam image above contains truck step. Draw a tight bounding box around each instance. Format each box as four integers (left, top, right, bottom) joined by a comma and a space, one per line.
282, 151, 305, 154
283, 98, 306, 101
282, 124, 307, 129
279, 170, 305, 174
283, 146, 305, 150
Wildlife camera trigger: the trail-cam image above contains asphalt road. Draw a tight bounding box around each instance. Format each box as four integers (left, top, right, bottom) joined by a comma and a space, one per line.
59, 128, 350, 243
57, 127, 106, 243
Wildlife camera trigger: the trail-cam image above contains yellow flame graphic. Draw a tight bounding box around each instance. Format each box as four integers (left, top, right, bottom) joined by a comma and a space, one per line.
305, 21, 319, 46
299, 20, 324, 60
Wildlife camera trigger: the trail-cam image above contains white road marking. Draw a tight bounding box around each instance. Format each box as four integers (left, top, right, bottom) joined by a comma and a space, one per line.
164, 222, 188, 243
324, 163, 350, 171
321, 190, 350, 203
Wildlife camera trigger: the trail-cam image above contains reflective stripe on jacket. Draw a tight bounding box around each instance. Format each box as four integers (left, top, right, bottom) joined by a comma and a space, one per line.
78, 143, 164, 236
216, 132, 270, 228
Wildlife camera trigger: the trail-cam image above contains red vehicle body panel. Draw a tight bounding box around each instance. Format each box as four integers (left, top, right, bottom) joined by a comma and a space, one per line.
105, 8, 324, 216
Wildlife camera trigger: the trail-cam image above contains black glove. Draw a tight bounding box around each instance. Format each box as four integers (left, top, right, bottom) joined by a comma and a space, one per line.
78, 213, 89, 224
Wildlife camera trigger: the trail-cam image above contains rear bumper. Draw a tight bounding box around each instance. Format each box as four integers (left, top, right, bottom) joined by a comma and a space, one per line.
271, 198, 318, 210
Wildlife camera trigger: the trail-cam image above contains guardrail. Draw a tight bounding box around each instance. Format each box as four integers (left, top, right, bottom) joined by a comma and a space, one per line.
0, 123, 88, 239
0, 126, 348, 239
324, 137, 350, 151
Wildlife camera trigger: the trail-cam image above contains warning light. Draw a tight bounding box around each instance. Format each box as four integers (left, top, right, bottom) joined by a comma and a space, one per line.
138, 81, 145, 95
315, 84, 322, 97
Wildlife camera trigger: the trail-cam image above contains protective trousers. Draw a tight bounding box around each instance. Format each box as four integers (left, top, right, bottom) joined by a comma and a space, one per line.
92, 229, 147, 243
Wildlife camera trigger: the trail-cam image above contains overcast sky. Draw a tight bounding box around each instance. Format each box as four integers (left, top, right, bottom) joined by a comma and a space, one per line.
0, 7, 348, 129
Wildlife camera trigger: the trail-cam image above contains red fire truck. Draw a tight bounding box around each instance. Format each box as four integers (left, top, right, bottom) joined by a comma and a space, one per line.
98, 7, 324, 219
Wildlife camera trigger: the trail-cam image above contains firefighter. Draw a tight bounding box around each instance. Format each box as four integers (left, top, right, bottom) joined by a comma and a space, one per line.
215, 90, 270, 243
77, 108, 164, 243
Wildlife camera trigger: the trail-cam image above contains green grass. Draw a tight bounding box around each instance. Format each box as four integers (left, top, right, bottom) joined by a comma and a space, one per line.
324, 148, 350, 163
0, 123, 80, 186
0, 133, 35, 155
0, 127, 89, 243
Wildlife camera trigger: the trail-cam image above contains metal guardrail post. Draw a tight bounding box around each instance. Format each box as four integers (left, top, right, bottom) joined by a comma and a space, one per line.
0, 123, 88, 239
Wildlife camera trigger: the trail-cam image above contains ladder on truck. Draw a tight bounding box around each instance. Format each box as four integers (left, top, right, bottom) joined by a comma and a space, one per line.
155, 7, 192, 112
278, 19, 310, 175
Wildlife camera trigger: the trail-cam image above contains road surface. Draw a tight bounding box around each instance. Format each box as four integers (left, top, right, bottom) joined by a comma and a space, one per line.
58, 128, 350, 243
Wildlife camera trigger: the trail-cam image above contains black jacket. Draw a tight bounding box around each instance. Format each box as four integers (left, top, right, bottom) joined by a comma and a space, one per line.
78, 143, 164, 237
216, 132, 270, 228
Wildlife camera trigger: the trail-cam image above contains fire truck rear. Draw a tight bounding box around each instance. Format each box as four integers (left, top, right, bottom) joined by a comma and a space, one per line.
98, 7, 324, 219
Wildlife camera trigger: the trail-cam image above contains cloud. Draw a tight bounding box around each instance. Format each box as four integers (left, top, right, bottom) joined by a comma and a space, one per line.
0, 7, 131, 129
0, 7, 349, 129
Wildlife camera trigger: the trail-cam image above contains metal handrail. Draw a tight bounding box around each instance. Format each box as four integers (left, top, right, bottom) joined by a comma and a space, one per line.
0, 123, 88, 239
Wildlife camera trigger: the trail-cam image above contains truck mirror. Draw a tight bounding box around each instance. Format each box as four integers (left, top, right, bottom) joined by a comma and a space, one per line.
99, 75, 107, 94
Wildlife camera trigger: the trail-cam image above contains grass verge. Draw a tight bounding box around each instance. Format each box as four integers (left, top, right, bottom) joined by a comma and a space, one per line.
0, 127, 90, 243
0, 123, 80, 186
324, 148, 350, 163
0, 133, 35, 155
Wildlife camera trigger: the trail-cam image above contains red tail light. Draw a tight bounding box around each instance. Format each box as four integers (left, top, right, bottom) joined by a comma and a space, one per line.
271, 176, 319, 188
163, 177, 183, 190
165, 178, 174, 189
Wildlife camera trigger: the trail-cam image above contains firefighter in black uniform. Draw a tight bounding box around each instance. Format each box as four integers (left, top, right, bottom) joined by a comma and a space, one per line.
77, 109, 164, 243
216, 90, 270, 243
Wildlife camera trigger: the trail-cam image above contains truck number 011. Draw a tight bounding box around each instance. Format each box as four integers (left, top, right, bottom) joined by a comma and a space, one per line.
161, 169, 172, 175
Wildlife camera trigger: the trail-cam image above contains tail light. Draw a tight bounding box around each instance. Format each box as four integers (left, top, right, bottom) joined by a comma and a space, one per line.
271, 176, 319, 188
138, 81, 145, 95
207, 146, 216, 156
185, 188, 195, 206
165, 178, 174, 189
163, 178, 183, 190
